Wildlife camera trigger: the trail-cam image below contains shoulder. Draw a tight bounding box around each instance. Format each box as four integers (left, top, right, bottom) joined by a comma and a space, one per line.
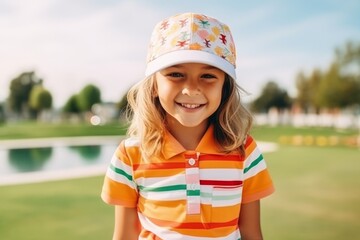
117, 137, 142, 164
244, 135, 256, 149
123, 137, 140, 148
243, 135, 261, 158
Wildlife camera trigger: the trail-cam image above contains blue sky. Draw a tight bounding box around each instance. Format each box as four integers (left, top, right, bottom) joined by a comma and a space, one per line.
0, 0, 359, 107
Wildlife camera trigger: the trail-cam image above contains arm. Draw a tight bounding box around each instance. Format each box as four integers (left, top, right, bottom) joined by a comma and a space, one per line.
238, 200, 263, 240
113, 206, 140, 240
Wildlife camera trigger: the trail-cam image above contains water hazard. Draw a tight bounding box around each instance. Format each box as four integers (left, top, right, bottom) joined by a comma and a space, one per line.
0, 138, 121, 185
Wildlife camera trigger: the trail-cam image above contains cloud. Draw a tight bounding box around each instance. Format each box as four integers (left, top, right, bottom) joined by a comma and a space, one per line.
0, 0, 161, 106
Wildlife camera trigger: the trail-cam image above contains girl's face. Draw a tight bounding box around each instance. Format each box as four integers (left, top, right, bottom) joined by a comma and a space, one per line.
155, 63, 225, 130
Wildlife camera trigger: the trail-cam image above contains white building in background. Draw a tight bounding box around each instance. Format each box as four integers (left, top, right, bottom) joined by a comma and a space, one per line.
254, 107, 360, 129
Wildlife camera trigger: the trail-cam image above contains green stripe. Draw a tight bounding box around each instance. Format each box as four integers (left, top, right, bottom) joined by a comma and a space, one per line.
110, 164, 132, 181
201, 192, 240, 200
200, 192, 212, 198
187, 190, 200, 196
244, 154, 263, 174
138, 184, 186, 192
212, 193, 240, 201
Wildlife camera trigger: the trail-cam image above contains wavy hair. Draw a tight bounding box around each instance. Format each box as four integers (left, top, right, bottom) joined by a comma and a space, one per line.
126, 74, 253, 158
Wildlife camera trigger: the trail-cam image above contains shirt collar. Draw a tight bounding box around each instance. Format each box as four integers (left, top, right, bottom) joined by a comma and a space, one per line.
162, 125, 224, 159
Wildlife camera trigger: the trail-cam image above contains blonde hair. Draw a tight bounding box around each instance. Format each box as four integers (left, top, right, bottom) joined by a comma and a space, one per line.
126, 74, 253, 158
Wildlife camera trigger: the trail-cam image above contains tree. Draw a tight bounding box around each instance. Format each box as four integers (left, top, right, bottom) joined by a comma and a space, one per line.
63, 94, 81, 114
296, 69, 322, 113
76, 84, 101, 112
315, 42, 360, 109
251, 81, 292, 112
295, 41, 360, 110
316, 63, 342, 108
335, 41, 360, 106
29, 85, 53, 118
295, 71, 312, 112
8, 71, 42, 116
0, 103, 5, 123
117, 91, 129, 116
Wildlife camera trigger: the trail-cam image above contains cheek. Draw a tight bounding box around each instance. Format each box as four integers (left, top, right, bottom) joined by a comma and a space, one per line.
209, 83, 224, 104
156, 78, 168, 95
156, 83, 174, 109
156, 84, 171, 101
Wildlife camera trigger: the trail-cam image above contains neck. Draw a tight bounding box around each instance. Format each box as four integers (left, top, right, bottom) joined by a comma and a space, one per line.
166, 119, 209, 150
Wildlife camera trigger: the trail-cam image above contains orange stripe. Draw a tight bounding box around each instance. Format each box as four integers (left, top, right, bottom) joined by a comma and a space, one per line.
200, 154, 242, 161
101, 177, 138, 207
211, 205, 240, 222
139, 197, 240, 225
244, 135, 254, 148
145, 214, 238, 230
245, 140, 257, 158
171, 226, 236, 238
138, 198, 187, 221
242, 186, 275, 203
134, 168, 184, 178
134, 162, 185, 170
242, 169, 274, 203
199, 160, 243, 169
114, 143, 133, 166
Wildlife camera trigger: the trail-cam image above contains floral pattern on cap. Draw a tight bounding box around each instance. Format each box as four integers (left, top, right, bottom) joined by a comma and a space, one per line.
147, 13, 236, 68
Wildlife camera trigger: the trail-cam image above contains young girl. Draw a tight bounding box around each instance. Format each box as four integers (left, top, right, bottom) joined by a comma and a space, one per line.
101, 12, 274, 240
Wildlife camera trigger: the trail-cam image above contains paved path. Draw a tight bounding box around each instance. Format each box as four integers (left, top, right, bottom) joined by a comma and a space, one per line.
0, 137, 277, 186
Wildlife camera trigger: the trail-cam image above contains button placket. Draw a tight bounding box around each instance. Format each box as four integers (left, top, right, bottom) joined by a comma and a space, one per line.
184, 152, 200, 215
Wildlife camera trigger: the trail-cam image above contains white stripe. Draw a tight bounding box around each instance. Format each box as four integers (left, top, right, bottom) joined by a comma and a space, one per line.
212, 186, 242, 207
139, 214, 241, 240
211, 198, 241, 207
244, 146, 262, 169
200, 185, 212, 204
106, 167, 137, 190
136, 175, 185, 188
107, 153, 136, 189
110, 154, 133, 174
200, 169, 242, 181
186, 167, 199, 175
139, 190, 186, 201
212, 187, 242, 196
244, 160, 267, 179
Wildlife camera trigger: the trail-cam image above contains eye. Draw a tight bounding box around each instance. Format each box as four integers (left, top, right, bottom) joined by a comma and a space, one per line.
167, 72, 184, 78
201, 73, 216, 79
201, 73, 218, 81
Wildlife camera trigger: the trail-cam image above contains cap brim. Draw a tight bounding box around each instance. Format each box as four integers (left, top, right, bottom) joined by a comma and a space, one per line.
145, 50, 236, 80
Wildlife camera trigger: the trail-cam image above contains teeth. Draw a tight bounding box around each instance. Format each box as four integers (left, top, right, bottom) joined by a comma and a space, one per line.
181, 103, 200, 109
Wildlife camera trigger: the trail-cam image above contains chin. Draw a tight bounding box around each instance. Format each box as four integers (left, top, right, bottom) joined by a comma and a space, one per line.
178, 120, 206, 128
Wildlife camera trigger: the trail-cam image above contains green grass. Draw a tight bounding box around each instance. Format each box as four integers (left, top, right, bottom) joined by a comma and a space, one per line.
251, 125, 358, 141
261, 146, 360, 240
0, 123, 359, 239
0, 177, 114, 240
0, 121, 127, 139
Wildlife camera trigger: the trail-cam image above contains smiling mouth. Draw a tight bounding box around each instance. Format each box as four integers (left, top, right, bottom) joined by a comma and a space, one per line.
178, 103, 204, 109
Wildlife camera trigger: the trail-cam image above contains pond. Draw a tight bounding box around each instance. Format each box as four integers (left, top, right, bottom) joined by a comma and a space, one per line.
0, 137, 121, 185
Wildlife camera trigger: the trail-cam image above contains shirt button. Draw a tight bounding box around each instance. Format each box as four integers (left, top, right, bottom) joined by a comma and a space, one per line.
188, 158, 196, 166
190, 184, 197, 190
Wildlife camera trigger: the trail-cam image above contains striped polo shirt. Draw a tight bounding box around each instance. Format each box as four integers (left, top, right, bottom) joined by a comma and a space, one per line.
101, 125, 274, 239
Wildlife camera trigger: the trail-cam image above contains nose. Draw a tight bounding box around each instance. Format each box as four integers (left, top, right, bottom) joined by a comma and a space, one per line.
181, 80, 201, 96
